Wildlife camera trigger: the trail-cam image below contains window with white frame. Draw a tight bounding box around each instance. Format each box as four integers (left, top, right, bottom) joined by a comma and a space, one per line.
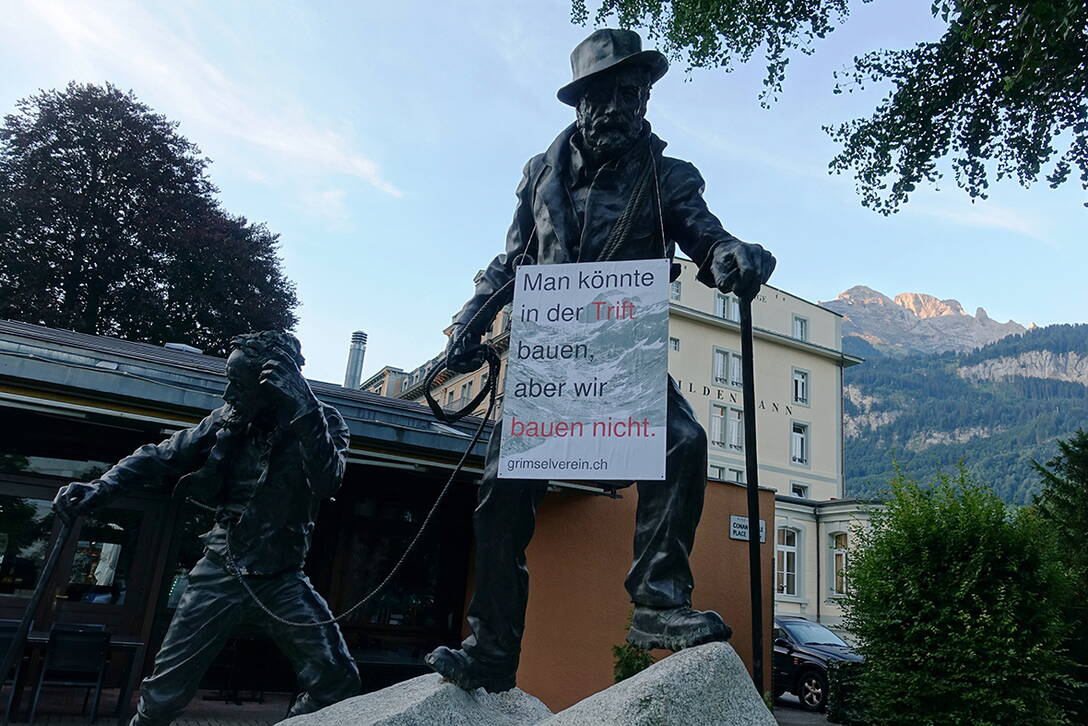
792, 369, 809, 405
460, 380, 473, 401
728, 409, 744, 452
791, 422, 809, 464
776, 527, 799, 596
669, 337, 681, 352
713, 349, 743, 388
446, 389, 455, 405
670, 280, 682, 301
831, 532, 849, 596
710, 405, 744, 452
791, 482, 809, 498
792, 315, 809, 341
715, 292, 740, 322
709, 407, 725, 449
709, 464, 747, 482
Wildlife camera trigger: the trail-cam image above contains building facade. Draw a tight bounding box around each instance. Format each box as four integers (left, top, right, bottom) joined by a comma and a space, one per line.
666, 259, 870, 627
360, 365, 408, 397
384, 258, 869, 628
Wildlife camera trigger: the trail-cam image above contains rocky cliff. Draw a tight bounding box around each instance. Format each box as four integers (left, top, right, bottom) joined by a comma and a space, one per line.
821, 285, 1025, 355
957, 350, 1088, 387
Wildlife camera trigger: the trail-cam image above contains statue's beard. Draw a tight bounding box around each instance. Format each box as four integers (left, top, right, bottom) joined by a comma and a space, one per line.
222, 399, 274, 430
580, 120, 641, 160
221, 402, 254, 429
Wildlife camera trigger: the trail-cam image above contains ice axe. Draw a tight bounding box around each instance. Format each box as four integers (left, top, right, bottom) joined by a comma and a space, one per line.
0, 515, 76, 726
738, 295, 765, 696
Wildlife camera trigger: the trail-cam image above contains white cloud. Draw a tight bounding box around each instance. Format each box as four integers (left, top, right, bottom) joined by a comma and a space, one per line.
662, 109, 827, 180
909, 201, 1056, 247
17, 0, 401, 198
298, 187, 350, 224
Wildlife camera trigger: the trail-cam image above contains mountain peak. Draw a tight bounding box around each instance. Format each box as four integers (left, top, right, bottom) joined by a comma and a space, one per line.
836, 286, 894, 305
893, 292, 966, 319
820, 285, 1026, 355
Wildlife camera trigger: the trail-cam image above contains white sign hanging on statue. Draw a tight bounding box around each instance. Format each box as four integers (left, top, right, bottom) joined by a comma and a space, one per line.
498, 259, 669, 480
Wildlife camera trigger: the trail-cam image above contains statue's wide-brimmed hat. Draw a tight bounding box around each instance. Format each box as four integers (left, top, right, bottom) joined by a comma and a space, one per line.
557, 29, 668, 106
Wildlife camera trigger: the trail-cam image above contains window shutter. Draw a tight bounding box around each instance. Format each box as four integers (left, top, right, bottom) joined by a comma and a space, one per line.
714, 350, 726, 383
710, 409, 724, 447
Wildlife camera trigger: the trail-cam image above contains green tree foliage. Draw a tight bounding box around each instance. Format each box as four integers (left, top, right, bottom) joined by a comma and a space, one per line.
573, 0, 849, 103
0, 82, 298, 356
845, 472, 1073, 725
844, 323, 1088, 504
571, 0, 1088, 213
1033, 430, 1088, 719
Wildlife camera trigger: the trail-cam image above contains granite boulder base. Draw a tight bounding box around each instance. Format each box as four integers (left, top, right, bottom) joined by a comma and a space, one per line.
542, 642, 776, 726
276, 674, 553, 726
280, 642, 776, 726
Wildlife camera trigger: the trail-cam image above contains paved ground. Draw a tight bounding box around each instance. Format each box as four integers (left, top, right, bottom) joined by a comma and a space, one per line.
774, 694, 832, 725
7, 687, 293, 725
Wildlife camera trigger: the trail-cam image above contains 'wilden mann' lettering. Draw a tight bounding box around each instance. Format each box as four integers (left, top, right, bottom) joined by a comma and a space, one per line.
516, 341, 588, 360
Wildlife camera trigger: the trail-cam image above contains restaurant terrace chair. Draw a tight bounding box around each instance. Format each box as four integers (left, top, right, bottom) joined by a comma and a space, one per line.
27, 623, 111, 725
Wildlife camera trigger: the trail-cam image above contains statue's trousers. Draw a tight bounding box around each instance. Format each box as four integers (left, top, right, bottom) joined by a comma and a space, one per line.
130, 558, 359, 726
461, 376, 708, 669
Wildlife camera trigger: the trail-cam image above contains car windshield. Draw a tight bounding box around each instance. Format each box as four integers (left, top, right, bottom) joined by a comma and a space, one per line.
781, 620, 848, 647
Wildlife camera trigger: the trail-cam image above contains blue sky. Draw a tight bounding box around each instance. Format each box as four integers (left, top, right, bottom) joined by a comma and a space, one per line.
2, 0, 1082, 384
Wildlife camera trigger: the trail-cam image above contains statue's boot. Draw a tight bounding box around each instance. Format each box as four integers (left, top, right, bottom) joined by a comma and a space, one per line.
626, 604, 732, 651
425, 645, 516, 693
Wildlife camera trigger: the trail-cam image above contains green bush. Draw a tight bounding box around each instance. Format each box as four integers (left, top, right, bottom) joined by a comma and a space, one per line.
611, 641, 653, 683
612, 609, 655, 682
844, 470, 1074, 726
826, 660, 867, 725
1033, 430, 1088, 719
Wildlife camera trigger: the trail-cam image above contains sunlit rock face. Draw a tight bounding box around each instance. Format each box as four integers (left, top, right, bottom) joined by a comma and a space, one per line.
821, 286, 1026, 355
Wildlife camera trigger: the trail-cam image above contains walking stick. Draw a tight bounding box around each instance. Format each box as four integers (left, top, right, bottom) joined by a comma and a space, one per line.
738, 295, 765, 696
0, 516, 76, 726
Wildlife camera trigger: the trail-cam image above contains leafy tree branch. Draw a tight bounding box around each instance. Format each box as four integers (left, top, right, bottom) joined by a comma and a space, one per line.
572, 0, 1088, 212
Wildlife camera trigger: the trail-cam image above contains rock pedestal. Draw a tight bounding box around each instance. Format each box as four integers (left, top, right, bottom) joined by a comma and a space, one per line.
280, 642, 775, 726
278, 674, 553, 726
543, 642, 775, 725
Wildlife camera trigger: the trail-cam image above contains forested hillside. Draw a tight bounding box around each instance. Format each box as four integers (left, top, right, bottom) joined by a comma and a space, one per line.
844, 324, 1088, 504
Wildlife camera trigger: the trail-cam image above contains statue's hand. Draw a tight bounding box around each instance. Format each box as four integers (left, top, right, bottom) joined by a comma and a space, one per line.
445, 326, 486, 374
52, 482, 98, 523
260, 353, 319, 420
707, 241, 776, 301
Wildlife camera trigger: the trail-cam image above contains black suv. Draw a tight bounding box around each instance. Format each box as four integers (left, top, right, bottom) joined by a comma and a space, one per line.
772, 615, 862, 711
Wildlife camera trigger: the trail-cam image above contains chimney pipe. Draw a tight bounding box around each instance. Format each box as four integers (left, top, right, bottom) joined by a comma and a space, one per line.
343, 331, 367, 389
